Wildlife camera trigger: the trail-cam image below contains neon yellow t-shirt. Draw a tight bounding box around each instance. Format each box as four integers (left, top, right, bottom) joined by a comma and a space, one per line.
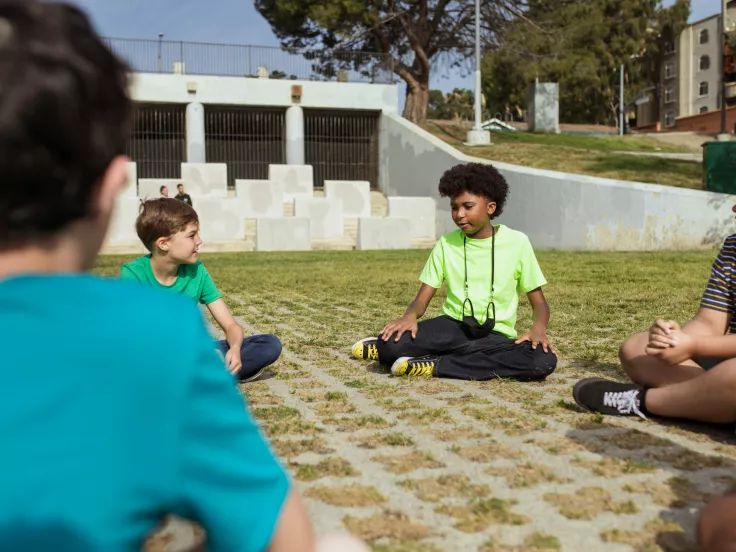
419, 225, 547, 339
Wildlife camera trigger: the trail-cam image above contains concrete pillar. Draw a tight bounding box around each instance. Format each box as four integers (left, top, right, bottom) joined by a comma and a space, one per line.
186, 102, 205, 163
286, 105, 305, 165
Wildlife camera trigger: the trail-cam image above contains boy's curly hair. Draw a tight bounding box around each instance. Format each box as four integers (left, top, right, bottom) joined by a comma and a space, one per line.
438, 163, 509, 219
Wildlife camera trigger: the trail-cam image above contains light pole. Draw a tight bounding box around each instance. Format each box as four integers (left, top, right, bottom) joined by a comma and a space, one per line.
619, 64, 624, 136
719, 0, 730, 139
158, 33, 164, 73
465, 0, 491, 146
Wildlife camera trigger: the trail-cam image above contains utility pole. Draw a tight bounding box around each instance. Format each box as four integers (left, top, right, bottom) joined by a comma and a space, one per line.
619, 64, 624, 136
158, 33, 164, 73
465, 0, 491, 146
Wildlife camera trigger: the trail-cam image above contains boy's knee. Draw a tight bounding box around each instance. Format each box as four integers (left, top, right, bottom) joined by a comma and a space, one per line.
375, 336, 402, 364
530, 350, 557, 380
263, 334, 282, 363
619, 332, 647, 365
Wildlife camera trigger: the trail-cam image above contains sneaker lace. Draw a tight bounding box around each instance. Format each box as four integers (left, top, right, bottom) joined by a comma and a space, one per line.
410, 361, 434, 376
367, 344, 378, 361
603, 390, 647, 420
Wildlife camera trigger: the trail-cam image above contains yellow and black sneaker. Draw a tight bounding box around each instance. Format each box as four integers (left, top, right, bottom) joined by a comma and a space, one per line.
391, 356, 437, 377
351, 337, 379, 361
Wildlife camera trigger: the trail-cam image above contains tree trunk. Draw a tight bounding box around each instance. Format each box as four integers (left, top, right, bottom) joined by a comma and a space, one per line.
402, 82, 430, 125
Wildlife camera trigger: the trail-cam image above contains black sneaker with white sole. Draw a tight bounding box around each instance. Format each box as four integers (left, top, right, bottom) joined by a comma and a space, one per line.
573, 378, 648, 420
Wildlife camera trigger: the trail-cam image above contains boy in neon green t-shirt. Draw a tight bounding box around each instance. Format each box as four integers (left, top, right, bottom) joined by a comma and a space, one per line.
352, 163, 557, 380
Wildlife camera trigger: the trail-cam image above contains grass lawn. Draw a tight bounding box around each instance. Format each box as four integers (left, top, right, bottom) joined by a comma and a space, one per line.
426, 122, 704, 190
97, 249, 735, 551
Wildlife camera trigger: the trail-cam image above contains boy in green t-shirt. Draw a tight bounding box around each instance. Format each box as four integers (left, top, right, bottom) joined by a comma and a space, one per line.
351, 162, 557, 380
121, 199, 282, 382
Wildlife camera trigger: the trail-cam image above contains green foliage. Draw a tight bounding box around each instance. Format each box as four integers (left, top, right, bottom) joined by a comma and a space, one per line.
428, 88, 475, 120
482, 0, 690, 125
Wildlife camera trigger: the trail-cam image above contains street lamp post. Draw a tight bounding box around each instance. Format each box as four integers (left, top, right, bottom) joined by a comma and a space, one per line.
465, 0, 491, 146
719, 0, 730, 139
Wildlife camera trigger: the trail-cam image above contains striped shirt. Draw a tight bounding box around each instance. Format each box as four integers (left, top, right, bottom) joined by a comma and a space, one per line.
701, 234, 736, 333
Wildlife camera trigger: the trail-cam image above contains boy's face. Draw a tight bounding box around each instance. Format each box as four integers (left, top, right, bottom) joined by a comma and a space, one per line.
160, 222, 202, 264
177, 185, 184, 194
450, 191, 497, 235
161, 187, 169, 197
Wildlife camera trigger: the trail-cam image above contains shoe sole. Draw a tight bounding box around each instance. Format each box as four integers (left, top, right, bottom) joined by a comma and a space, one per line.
572, 377, 608, 411
240, 367, 267, 384
390, 356, 412, 376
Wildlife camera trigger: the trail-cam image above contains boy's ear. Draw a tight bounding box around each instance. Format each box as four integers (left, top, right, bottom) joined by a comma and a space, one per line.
94, 155, 130, 217
155, 236, 170, 252
487, 201, 497, 216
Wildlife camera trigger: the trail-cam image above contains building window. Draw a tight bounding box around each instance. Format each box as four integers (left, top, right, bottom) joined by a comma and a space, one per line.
664, 86, 675, 103
664, 111, 676, 127
700, 55, 711, 71
700, 29, 709, 44
700, 106, 709, 114
665, 61, 676, 79
699, 81, 709, 97
664, 41, 676, 54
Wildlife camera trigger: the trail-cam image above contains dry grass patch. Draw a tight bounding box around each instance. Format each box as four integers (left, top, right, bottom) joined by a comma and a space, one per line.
398, 474, 490, 502
486, 463, 567, 488
371, 541, 444, 552
534, 438, 588, 456
571, 456, 658, 477
647, 448, 730, 471
443, 393, 491, 407
285, 379, 323, 390
436, 497, 529, 532
372, 450, 445, 474
397, 407, 454, 426
415, 380, 461, 395
600, 518, 694, 552
270, 437, 334, 458
429, 425, 489, 442
355, 432, 415, 449
481, 533, 561, 552
343, 510, 432, 542
544, 487, 639, 520
251, 405, 300, 422
624, 477, 713, 507
305, 484, 386, 507
242, 388, 284, 406
323, 415, 393, 432
476, 381, 545, 403
607, 429, 675, 450
292, 457, 360, 482
451, 443, 523, 463
312, 401, 358, 416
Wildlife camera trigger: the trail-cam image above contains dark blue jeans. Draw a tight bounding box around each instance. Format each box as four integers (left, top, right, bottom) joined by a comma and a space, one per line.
216, 334, 282, 381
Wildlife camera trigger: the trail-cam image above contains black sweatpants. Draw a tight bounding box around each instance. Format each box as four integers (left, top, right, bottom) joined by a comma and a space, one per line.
375, 315, 557, 381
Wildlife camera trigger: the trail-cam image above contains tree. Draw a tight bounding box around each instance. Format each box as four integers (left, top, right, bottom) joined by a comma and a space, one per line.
254, 0, 529, 125
482, 0, 689, 126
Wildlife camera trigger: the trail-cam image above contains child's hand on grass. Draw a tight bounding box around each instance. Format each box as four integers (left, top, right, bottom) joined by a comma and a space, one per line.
646, 329, 695, 365
225, 346, 242, 376
381, 316, 418, 342
515, 324, 556, 354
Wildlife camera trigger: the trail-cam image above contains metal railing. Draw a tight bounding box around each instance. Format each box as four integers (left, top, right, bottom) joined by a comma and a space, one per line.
103, 37, 395, 85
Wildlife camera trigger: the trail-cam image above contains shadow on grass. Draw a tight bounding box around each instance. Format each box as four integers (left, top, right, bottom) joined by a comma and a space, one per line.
566, 419, 736, 551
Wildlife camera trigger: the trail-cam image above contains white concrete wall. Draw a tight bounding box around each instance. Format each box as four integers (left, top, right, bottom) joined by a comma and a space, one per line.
130, 73, 399, 113
381, 113, 736, 250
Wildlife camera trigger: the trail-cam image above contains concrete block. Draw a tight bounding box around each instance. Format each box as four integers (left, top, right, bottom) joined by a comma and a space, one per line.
294, 197, 344, 239
194, 198, 245, 242
107, 196, 141, 245
138, 178, 181, 200
235, 180, 285, 218
121, 162, 137, 199
357, 217, 411, 250
181, 163, 228, 198
324, 180, 371, 218
256, 217, 311, 251
268, 164, 313, 202
388, 197, 436, 238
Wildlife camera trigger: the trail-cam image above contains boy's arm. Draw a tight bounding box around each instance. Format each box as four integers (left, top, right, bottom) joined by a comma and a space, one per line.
207, 298, 244, 375
516, 287, 555, 353
380, 284, 437, 341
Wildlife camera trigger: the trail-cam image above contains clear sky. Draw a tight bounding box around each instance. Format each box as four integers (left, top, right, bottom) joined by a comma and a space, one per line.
70, 0, 719, 103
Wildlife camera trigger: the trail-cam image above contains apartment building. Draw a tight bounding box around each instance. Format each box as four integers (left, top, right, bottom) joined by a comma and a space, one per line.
637, 1, 736, 129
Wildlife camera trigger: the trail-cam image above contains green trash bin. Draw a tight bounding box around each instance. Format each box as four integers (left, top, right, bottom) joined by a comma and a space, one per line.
703, 141, 736, 193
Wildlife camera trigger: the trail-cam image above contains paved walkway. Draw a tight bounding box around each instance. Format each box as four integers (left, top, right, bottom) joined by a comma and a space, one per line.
151, 293, 736, 552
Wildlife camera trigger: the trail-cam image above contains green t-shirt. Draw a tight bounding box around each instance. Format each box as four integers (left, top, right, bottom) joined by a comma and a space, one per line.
419, 225, 547, 339
120, 255, 222, 305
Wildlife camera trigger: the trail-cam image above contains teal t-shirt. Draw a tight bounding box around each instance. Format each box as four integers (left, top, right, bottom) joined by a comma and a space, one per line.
419, 225, 547, 338
120, 255, 222, 305
0, 274, 289, 552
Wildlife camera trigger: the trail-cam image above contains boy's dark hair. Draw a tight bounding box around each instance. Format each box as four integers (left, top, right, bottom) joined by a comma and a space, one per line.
136, 198, 199, 252
177, 184, 183, 189
0, 1, 131, 245
160, 185, 167, 193
438, 163, 509, 219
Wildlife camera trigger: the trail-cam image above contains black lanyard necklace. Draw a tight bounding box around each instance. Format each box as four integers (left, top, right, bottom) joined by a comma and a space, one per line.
463, 226, 496, 303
